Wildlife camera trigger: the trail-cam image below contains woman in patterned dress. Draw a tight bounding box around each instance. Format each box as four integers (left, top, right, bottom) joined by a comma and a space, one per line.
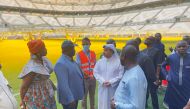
19, 39, 57, 109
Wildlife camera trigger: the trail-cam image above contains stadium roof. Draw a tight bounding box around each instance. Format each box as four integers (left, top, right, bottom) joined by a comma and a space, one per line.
0, 0, 190, 34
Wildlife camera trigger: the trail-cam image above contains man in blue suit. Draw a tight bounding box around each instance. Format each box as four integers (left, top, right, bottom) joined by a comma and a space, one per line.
162, 41, 190, 109
54, 40, 85, 109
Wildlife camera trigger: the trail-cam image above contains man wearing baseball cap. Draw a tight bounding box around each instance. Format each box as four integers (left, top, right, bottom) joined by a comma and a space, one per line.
54, 40, 85, 109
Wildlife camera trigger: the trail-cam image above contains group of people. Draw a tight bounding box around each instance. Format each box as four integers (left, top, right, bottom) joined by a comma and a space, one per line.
0, 33, 190, 109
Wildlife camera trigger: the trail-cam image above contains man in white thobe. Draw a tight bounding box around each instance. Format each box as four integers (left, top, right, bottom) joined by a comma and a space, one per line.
0, 64, 9, 85
94, 44, 124, 109
0, 64, 17, 109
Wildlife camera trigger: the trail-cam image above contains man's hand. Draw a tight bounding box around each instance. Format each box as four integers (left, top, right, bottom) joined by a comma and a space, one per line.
154, 80, 160, 86
111, 98, 116, 109
169, 47, 174, 52
20, 101, 26, 109
183, 100, 190, 109
69, 101, 76, 108
89, 75, 95, 80
103, 81, 111, 87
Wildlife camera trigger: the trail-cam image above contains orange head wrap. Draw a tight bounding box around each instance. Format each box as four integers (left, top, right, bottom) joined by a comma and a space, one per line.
27, 39, 45, 54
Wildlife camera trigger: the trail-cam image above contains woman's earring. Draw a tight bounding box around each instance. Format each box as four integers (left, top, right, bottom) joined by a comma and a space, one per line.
31, 54, 37, 59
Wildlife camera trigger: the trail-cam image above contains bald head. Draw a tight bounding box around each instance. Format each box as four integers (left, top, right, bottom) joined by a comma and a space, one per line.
120, 45, 138, 66
176, 40, 188, 56
144, 36, 155, 46
155, 33, 162, 40
126, 39, 139, 51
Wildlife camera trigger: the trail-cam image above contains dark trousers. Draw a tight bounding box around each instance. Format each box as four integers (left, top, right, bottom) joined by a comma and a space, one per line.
62, 101, 78, 109
82, 78, 96, 109
146, 81, 159, 109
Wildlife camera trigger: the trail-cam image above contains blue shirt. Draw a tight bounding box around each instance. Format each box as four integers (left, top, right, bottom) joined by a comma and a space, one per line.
161, 53, 190, 108
54, 54, 85, 105
114, 65, 147, 109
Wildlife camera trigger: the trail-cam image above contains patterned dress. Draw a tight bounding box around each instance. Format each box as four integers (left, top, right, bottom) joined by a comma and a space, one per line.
19, 56, 57, 109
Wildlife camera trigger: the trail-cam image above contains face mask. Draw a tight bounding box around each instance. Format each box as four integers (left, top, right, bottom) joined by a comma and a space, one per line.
83, 45, 90, 52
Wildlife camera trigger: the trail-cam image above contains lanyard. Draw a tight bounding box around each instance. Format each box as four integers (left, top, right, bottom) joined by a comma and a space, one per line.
179, 57, 183, 85
84, 51, 93, 71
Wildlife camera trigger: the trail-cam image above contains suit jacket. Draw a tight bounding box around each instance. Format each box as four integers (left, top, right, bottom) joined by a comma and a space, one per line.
54, 54, 85, 105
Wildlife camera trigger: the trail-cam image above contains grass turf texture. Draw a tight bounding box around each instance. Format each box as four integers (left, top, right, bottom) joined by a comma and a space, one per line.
0, 37, 181, 109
